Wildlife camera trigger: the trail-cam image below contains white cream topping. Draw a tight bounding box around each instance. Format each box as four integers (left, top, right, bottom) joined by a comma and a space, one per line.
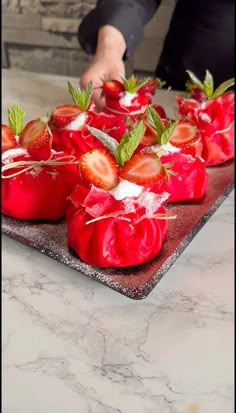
143, 142, 181, 154
109, 179, 143, 200
119, 92, 137, 107
2, 147, 29, 163
64, 112, 87, 130
199, 112, 211, 123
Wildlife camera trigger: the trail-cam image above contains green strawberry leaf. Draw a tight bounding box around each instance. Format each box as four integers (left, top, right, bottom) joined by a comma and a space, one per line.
186, 70, 204, 91
146, 106, 165, 137
203, 70, 214, 98
120, 74, 151, 93
8, 103, 25, 135
117, 121, 146, 166
211, 77, 235, 99
86, 126, 119, 161
67, 80, 93, 111
159, 121, 178, 145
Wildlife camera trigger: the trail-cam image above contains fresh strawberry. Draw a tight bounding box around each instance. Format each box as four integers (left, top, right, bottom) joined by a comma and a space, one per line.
152, 104, 166, 119
1, 124, 17, 152
138, 80, 157, 96
19, 118, 51, 160
169, 120, 199, 148
50, 104, 82, 128
79, 148, 119, 190
140, 122, 158, 146
102, 80, 125, 100
119, 152, 167, 185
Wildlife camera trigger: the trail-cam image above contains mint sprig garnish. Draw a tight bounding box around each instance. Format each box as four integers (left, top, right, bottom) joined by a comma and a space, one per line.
8, 103, 25, 135
87, 121, 146, 166
185, 70, 235, 100
67, 81, 93, 111
146, 106, 177, 145
146, 106, 165, 137
211, 78, 235, 99
86, 126, 119, 161
120, 74, 147, 93
117, 121, 145, 166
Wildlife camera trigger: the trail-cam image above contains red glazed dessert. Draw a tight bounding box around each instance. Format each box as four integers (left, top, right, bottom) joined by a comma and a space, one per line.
2, 104, 79, 220
126, 107, 208, 203
50, 81, 106, 159
66, 122, 171, 267
102, 75, 166, 119
176, 70, 235, 166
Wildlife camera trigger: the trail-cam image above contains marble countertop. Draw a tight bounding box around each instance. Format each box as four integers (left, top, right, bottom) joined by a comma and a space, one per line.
2, 69, 234, 413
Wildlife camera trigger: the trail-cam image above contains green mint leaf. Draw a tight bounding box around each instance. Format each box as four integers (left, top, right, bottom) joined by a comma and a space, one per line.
117, 121, 146, 166
7, 103, 25, 135
160, 121, 178, 145
156, 77, 167, 89
120, 74, 137, 93
203, 70, 214, 98
86, 126, 119, 161
186, 70, 204, 91
67, 80, 93, 110
146, 106, 165, 138
211, 77, 235, 99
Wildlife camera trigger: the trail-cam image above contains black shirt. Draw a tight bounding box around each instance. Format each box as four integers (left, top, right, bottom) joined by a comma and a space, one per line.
78, 0, 234, 90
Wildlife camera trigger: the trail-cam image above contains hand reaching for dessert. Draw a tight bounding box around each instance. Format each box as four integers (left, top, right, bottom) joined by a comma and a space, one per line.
79, 25, 126, 111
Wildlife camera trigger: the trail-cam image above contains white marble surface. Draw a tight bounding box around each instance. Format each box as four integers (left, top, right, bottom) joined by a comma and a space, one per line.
2, 69, 234, 413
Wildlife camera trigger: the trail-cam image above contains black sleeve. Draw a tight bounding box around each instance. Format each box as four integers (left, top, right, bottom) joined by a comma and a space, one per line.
78, 0, 161, 58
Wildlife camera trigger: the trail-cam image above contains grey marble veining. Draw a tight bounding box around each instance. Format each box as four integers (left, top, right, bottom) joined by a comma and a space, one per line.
2, 69, 234, 413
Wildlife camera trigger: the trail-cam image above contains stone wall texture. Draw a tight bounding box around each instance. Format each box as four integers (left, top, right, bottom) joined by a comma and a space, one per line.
2, 0, 176, 77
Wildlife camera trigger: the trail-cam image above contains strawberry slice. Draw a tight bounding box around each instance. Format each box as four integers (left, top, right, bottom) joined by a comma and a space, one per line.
19, 119, 51, 160
152, 104, 166, 119
102, 80, 125, 99
2, 124, 17, 152
79, 148, 119, 190
119, 153, 167, 185
138, 80, 157, 96
169, 120, 199, 148
140, 122, 158, 146
50, 104, 82, 128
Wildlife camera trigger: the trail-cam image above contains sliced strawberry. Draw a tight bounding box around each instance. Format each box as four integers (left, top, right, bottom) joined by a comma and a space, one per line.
102, 80, 125, 100
79, 148, 119, 190
19, 119, 51, 160
140, 122, 158, 146
169, 120, 199, 148
50, 104, 82, 128
138, 80, 157, 96
119, 153, 167, 186
152, 104, 167, 119
2, 124, 17, 152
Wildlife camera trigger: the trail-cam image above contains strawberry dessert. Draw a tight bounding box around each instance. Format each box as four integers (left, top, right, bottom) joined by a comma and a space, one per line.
88, 107, 208, 203
2, 104, 79, 220
102, 75, 166, 119
139, 107, 208, 202
50, 81, 107, 159
66, 121, 172, 267
176, 70, 235, 166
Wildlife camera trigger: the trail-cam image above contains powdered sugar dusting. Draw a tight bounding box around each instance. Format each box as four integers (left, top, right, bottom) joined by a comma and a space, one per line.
27, 166, 43, 177
123, 191, 170, 215
136, 191, 170, 215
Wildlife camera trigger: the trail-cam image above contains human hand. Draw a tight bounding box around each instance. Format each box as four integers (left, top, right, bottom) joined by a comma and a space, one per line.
79, 25, 126, 111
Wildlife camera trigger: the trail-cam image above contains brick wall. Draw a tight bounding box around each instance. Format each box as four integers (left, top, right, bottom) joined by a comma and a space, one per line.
2, 0, 176, 77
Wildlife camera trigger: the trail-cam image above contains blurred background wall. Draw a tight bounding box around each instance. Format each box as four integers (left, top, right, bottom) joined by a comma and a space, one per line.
2, 0, 176, 77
